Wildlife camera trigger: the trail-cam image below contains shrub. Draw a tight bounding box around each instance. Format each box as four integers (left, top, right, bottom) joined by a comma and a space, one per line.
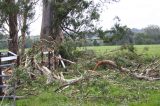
58, 40, 79, 61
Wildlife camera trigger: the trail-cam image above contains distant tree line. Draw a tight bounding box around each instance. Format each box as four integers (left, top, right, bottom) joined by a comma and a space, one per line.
98, 24, 160, 45
1, 24, 160, 50
134, 25, 160, 44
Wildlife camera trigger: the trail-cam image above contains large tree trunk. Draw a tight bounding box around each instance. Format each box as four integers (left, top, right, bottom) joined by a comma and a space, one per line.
7, 0, 18, 54
20, 12, 27, 56
40, 0, 53, 40
40, 0, 64, 42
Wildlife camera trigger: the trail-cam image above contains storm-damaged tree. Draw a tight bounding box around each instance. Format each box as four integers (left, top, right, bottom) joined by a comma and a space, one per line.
40, 0, 119, 44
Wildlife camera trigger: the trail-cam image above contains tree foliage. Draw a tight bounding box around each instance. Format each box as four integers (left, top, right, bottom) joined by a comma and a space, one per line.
17, 0, 37, 56
134, 25, 160, 44
41, 0, 119, 41
0, 0, 19, 34
98, 17, 133, 45
0, 0, 37, 54
17, 0, 37, 34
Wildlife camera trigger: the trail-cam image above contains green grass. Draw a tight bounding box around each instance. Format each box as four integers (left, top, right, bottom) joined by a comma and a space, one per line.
14, 73, 160, 106
134, 45, 160, 56
16, 92, 71, 106
82, 44, 160, 56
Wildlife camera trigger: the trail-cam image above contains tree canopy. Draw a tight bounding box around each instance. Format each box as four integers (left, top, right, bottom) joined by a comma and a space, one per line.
0, 0, 120, 53
40, 0, 119, 42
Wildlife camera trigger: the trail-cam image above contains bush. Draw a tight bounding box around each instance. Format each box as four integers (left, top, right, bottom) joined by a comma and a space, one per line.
120, 44, 136, 53
58, 40, 79, 61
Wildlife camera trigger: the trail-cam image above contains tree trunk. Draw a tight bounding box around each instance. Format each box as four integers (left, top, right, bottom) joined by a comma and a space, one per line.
40, 0, 64, 42
40, 0, 53, 40
21, 31, 26, 56
20, 12, 27, 56
7, 0, 18, 54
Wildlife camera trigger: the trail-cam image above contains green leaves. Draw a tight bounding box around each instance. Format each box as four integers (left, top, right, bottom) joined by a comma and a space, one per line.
90, 9, 100, 20
48, 0, 118, 40
0, 1, 18, 14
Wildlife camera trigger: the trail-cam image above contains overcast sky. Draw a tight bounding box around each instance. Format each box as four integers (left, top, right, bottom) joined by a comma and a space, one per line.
30, 0, 160, 35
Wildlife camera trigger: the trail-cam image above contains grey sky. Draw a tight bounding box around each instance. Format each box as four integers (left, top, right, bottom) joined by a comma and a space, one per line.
30, 0, 160, 35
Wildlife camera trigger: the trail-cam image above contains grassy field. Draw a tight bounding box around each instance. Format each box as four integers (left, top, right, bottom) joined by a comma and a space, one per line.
2, 45, 160, 106
84, 45, 160, 56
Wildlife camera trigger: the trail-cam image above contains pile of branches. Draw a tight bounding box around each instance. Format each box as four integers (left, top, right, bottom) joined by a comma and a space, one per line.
22, 55, 100, 92
19, 54, 160, 94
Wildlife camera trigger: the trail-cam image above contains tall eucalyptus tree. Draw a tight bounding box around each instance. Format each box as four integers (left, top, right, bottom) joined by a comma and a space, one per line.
40, 0, 119, 43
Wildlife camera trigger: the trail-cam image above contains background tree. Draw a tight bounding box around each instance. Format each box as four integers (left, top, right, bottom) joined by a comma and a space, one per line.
133, 25, 160, 44
6, 0, 18, 54
143, 25, 160, 44
40, 0, 119, 43
0, 0, 19, 54
0, 0, 37, 54
18, 0, 37, 56
98, 17, 133, 45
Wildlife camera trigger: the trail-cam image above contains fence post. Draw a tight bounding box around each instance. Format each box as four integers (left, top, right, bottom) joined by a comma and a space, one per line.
16, 55, 20, 67
41, 47, 44, 65
0, 52, 3, 96
48, 51, 51, 69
